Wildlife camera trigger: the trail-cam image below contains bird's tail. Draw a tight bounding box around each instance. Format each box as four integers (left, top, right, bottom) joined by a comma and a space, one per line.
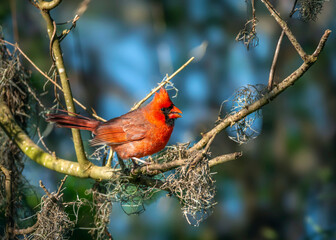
46, 113, 100, 132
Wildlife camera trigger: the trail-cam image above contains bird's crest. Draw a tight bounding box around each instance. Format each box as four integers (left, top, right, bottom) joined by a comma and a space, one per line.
152, 87, 173, 108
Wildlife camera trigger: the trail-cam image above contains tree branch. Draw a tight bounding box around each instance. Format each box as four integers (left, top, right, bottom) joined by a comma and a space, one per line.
260, 0, 311, 62
312, 31, 331, 57
132, 152, 242, 176
37, 4, 90, 170
209, 152, 243, 167
36, 0, 62, 10
0, 99, 113, 179
189, 29, 331, 152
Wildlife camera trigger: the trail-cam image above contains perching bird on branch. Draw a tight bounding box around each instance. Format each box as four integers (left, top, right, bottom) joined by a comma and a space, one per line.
46, 88, 182, 165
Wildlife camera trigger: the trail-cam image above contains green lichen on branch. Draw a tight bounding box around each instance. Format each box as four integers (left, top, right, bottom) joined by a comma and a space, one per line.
0, 97, 121, 180
37, 0, 90, 170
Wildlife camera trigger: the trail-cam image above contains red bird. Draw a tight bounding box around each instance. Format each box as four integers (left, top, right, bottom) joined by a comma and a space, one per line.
46, 88, 182, 164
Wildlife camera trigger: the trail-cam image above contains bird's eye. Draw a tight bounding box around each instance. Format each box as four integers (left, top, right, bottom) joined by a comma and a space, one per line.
161, 105, 173, 114
161, 108, 169, 114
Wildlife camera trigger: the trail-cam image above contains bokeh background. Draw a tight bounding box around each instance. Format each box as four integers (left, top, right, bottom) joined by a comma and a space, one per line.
1, 0, 336, 239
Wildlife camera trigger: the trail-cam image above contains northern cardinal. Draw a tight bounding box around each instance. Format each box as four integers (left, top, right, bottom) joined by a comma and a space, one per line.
46, 88, 182, 163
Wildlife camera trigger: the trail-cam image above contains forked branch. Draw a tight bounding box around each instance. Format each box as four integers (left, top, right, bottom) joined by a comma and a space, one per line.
189, 29, 331, 153
189, 0, 331, 153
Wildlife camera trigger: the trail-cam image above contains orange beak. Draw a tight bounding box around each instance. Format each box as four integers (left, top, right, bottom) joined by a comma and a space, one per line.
168, 105, 182, 119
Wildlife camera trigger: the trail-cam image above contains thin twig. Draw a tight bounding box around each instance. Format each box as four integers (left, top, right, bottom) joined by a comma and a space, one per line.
251, 0, 256, 32
39, 180, 53, 199
59, 15, 80, 42
37, 127, 52, 154
57, 0, 90, 42
209, 152, 243, 167
49, 20, 57, 64
260, 0, 309, 62
56, 175, 68, 196
20, 78, 47, 109
39, 6, 90, 170
289, 0, 298, 17
312, 30, 331, 57
91, 107, 106, 122
131, 57, 194, 110
267, 0, 299, 90
0, 40, 89, 114
268, 30, 284, 90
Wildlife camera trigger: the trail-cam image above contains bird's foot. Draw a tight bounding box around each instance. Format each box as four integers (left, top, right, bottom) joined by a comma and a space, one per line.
130, 157, 150, 175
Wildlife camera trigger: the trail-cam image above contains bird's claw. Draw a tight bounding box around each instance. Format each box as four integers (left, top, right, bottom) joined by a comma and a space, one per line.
130, 157, 151, 175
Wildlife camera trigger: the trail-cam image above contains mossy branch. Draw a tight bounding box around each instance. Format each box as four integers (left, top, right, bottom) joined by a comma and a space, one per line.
132, 152, 242, 176
189, 0, 331, 152
36, 0, 90, 171
260, 0, 309, 62
0, 98, 237, 183
190, 0, 331, 153
189, 27, 331, 152
0, 98, 116, 179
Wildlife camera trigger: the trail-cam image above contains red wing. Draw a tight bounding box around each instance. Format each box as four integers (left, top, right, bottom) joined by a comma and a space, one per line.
90, 112, 149, 146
